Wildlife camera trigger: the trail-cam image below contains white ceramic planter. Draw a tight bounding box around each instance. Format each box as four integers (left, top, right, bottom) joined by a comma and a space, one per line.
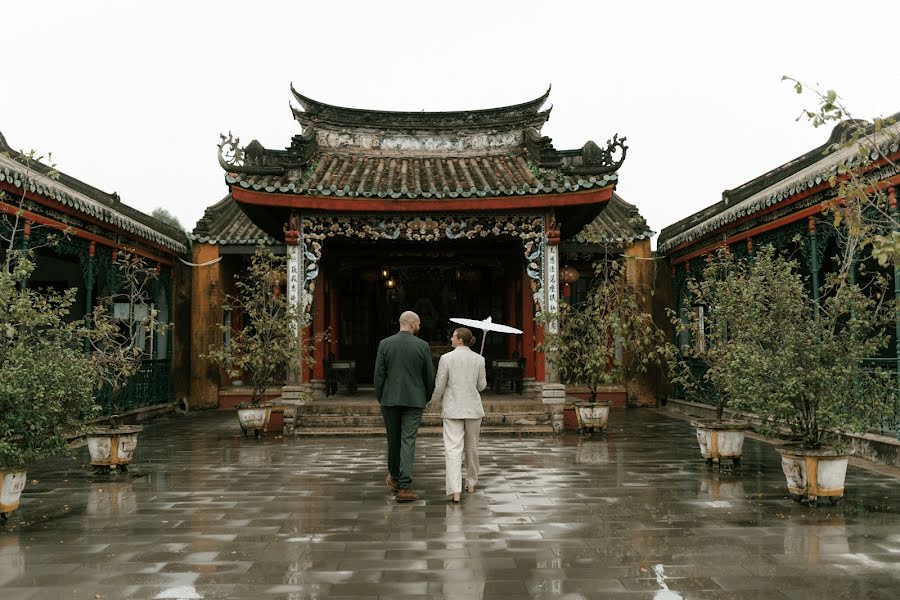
87, 425, 143, 471
778, 445, 848, 505
572, 401, 610, 433
237, 407, 271, 437
691, 420, 747, 467
0, 469, 27, 518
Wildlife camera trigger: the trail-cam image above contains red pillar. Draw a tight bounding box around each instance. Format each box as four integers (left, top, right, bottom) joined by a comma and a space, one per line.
521, 267, 536, 379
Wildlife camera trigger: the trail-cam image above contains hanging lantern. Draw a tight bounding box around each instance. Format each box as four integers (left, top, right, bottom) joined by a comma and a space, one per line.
559, 265, 581, 284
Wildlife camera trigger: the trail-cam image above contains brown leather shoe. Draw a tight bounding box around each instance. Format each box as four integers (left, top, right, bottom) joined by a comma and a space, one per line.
385, 475, 399, 493
395, 489, 419, 503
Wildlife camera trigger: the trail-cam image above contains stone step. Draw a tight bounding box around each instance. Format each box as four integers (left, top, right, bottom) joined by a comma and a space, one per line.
300, 400, 547, 416
294, 425, 556, 437
298, 412, 552, 428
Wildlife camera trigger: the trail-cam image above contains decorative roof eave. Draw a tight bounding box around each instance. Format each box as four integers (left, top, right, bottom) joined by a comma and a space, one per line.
289, 85, 552, 132
229, 184, 615, 213
225, 169, 618, 201
187, 233, 278, 246
658, 120, 900, 254
570, 193, 653, 246
0, 154, 188, 253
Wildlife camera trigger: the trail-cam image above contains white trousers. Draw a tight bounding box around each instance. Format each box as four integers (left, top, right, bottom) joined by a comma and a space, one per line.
442, 418, 481, 495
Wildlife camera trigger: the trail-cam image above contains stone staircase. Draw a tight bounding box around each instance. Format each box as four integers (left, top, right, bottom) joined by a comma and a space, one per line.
295, 389, 557, 436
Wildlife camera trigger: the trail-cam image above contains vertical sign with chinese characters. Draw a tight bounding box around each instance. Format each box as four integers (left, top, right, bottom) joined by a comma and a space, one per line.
287, 243, 301, 334
546, 243, 559, 334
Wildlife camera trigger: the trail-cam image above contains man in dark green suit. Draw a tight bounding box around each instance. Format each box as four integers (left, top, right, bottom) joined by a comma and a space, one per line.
374, 310, 435, 502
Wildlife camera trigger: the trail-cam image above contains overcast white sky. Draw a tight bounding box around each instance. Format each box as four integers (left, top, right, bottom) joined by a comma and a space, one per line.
2, 1, 899, 246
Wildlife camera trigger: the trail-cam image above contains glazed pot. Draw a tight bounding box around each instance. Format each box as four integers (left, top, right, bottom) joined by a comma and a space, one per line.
0, 469, 27, 518
691, 419, 747, 467
87, 425, 143, 472
778, 444, 848, 506
572, 400, 610, 433
237, 406, 271, 437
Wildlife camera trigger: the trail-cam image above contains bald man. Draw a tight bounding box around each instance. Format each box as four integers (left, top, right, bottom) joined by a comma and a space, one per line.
374, 310, 435, 502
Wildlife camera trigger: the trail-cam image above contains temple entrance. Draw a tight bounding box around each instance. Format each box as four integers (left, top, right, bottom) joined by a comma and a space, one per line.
325, 238, 524, 383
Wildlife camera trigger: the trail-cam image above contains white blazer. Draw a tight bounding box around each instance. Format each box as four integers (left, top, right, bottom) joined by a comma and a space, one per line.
430, 345, 487, 419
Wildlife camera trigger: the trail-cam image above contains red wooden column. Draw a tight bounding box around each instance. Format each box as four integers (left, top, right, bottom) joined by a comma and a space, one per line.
312, 271, 327, 381
521, 267, 537, 379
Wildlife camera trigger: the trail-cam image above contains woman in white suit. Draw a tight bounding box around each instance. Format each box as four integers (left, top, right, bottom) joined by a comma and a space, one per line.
430, 327, 487, 503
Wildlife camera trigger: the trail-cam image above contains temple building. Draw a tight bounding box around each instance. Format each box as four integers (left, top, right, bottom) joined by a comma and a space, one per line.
190, 88, 657, 431
0, 131, 191, 415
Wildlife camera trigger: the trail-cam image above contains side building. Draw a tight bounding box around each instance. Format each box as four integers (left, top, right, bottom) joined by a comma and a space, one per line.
658, 117, 900, 419
0, 131, 191, 417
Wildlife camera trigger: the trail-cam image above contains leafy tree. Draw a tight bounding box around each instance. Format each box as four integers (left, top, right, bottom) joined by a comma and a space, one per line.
539, 259, 672, 402
681, 245, 895, 450
88, 250, 170, 425
784, 77, 899, 268
0, 251, 100, 467
150, 207, 185, 232
205, 248, 309, 406
0, 151, 100, 468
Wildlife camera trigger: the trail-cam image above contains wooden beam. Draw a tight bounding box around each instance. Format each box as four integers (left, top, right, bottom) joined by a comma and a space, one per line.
231, 185, 614, 212
0, 198, 175, 265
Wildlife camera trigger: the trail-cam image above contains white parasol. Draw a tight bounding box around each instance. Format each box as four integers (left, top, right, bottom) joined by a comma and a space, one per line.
449, 316, 523, 354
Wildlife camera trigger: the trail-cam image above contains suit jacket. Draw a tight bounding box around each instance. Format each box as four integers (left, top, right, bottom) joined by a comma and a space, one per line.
430, 345, 487, 419
374, 331, 435, 408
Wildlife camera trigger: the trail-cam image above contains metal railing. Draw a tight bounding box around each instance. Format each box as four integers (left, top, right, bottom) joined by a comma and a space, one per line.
95, 359, 172, 415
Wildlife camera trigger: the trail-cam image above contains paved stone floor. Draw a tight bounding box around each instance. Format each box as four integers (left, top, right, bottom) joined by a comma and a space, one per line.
2, 409, 900, 600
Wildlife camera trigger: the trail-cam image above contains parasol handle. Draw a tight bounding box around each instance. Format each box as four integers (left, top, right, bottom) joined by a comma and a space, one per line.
479, 331, 487, 355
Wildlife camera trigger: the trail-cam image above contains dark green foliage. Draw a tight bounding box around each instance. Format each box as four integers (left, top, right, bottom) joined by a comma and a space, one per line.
0, 252, 99, 467
676, 246, 895, 449
539, 259, 672, 402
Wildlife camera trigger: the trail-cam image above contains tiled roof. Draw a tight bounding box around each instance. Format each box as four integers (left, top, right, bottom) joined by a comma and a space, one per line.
190, 194, 276, 245
225, 154, 620, 199
658, 115, 900, 253
218, 88, 627, 202
0, 132, 188, 253
572, 193, 652, 246
290, 85, 553, 132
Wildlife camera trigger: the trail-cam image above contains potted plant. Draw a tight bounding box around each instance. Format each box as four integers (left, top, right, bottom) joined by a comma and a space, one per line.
205, 248, 307, 437
0, 251, 100, 518
702, 246, 894, 504
672, 249, 751, 468
85, 250, 170, 473
539, 258, 671, 433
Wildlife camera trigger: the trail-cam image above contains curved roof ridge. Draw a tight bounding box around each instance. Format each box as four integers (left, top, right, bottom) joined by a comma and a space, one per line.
290, 84, 550, 120
289, 85, 552, 132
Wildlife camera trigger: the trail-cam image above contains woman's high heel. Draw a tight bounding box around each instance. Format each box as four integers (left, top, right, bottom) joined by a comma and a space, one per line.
451, 493, 460, 503
466, 484, 475, 493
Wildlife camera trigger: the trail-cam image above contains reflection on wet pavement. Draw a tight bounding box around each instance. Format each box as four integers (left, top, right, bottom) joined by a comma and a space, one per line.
1, 408, 900, 599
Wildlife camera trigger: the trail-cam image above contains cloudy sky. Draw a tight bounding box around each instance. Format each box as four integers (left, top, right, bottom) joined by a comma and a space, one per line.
2, 1, 898, 245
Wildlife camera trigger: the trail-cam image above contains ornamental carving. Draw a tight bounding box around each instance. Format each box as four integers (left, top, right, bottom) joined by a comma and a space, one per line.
291, 214, 547, 315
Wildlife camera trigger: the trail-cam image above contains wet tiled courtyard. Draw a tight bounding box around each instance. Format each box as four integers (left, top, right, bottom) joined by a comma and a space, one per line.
2, 408, 900, 599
